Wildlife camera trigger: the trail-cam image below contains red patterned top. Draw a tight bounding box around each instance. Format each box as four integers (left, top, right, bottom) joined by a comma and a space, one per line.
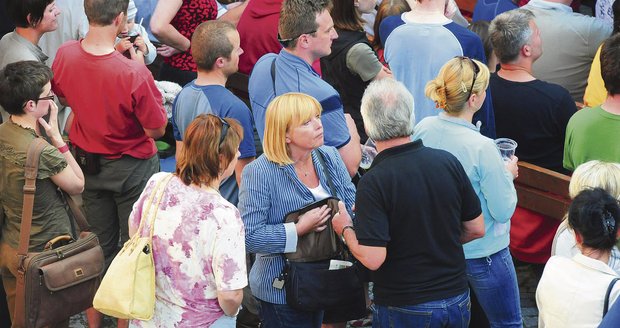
165, 0, 218, 72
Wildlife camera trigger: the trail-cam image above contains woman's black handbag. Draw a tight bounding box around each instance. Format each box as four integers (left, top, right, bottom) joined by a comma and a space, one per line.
279, 150, 366, 316
284, 257, 366, 313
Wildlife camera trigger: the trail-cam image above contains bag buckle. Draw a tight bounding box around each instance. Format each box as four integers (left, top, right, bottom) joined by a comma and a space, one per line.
17, 254, 28, 273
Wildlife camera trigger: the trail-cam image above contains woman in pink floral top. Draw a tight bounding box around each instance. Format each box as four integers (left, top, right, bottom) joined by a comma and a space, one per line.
128, 114, 247, 327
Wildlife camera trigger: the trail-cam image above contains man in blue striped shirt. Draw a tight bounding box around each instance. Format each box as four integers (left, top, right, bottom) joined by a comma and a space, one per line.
248, 0, 361, 177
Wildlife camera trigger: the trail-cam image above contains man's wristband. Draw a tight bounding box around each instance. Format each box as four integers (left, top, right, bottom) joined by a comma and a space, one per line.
341, 225, 354, 244
57, 144, 70, 154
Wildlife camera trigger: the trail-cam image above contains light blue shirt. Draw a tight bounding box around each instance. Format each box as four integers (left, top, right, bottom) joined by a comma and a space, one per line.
379, 14, 496, 138
248, 49, 351, 148
413, 113, 517, 259
238, 146, 356, 304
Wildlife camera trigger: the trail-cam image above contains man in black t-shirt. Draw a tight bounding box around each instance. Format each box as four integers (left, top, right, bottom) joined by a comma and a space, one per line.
488, 9, 577, 265
489, 9, 576, 174
332, 78, 484, 327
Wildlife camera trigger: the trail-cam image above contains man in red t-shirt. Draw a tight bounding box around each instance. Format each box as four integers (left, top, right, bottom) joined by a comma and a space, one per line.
51, 0, 166, 324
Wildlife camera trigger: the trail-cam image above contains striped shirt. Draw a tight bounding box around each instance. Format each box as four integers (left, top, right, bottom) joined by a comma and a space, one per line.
238, 146, 356, 304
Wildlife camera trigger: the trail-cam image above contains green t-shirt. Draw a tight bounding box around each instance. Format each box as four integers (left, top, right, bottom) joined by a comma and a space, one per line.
0, 120, 70, 252
563, 105, 620, 171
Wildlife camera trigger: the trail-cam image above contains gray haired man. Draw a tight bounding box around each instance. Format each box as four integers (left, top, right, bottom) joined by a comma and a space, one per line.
332, 78, 484, 327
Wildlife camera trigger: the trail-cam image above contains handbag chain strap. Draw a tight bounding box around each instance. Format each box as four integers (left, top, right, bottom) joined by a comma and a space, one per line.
315, 150, 337, 197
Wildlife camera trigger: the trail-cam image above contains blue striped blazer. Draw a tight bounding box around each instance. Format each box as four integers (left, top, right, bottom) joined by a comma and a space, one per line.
238, 146, 356, 304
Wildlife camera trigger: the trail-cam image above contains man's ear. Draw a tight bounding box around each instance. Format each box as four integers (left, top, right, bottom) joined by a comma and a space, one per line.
215, 57, 226, 69
522, 44, 532, 58
114, 11, 126, 28
297, 34, 311, 50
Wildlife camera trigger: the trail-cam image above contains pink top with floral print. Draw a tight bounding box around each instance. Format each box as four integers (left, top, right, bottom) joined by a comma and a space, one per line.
128, 172, 247, 327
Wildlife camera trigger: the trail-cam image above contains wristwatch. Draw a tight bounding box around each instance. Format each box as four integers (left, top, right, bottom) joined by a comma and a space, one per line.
341, 225, 354, 245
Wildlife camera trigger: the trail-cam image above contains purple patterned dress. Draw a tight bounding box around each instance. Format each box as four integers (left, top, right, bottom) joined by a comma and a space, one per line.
128, 172, 247, 327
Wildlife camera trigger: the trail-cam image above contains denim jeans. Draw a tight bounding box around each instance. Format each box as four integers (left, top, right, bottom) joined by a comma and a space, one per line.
466, 247, 523, 328
259, 300, 323, 328
372, 289, 470, 328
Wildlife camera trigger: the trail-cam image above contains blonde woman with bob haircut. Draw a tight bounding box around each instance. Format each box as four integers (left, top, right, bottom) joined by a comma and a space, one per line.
552, 160, 620, 273
238, 93, 356, 328
128, 114, 247, 327
413, 56, 523, 327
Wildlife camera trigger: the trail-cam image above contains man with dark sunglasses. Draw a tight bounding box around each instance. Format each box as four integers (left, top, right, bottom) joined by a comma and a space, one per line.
248, 0, 361, 178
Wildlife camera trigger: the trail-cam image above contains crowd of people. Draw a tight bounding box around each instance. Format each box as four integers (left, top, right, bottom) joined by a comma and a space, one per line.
1, 0, 620, 327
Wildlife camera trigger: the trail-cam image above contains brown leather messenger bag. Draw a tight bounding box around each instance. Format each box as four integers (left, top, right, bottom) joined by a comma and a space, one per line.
13, 138, 105, 328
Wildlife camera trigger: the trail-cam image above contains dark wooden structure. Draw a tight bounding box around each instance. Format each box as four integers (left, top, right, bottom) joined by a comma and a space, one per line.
514, 161, 571, 220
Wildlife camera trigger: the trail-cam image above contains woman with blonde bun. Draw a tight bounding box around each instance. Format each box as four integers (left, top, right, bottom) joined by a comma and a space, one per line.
413, 56, 522, 327
552, 160, 620, 273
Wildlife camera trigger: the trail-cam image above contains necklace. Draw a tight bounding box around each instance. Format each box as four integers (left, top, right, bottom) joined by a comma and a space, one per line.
295, 165, 309, 177
294, 160, 312, 178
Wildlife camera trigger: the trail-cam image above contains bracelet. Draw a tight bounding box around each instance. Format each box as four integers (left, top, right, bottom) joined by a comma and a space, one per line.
57, 144, 70, 154
341, 225, 354, 244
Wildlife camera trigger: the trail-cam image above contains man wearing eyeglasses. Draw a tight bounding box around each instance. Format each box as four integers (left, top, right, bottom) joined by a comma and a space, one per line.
248, 0, 361, 178
49, 1, 167, 325
172, 20, 256, 206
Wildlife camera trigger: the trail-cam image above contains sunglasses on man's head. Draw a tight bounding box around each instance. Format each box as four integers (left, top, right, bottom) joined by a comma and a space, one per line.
277, 30, 317, 47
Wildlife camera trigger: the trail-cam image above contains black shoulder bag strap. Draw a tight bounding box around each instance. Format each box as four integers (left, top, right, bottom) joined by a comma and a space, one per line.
315, 149, 337, 197
604, 277, 620, 317
270, 57, 277, 95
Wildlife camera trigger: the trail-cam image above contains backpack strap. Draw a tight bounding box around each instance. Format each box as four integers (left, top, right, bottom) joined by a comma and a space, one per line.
270, 57, 277, 95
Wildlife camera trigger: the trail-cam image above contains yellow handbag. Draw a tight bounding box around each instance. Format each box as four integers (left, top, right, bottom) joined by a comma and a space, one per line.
92, 173, 173, 320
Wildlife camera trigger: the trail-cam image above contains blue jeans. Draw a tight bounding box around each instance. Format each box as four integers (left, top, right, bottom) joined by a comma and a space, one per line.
372, 290, 470, 328
466, 247, 523, 328
259, 300, 323, 328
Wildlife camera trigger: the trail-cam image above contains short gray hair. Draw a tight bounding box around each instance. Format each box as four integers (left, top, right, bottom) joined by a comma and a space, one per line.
361, 78, 414, 141
489, 9, 535, 63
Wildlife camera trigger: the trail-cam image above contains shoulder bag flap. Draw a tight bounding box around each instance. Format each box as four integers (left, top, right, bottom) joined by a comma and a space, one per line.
284, 197, 340, 262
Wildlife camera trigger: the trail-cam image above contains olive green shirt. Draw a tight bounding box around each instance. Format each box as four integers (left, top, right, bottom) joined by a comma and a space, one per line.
0, 120, 70, 252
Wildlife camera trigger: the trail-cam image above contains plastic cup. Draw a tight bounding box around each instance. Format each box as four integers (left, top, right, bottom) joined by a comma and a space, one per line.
494, 138, 518, 161
360, 138, 378, 170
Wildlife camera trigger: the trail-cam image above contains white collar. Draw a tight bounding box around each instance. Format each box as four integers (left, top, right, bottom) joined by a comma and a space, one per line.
572, 252, 619, 277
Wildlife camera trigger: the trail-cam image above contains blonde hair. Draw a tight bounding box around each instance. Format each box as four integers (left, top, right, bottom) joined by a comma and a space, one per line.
263, 93, 322, 165
569, 160, 620, 199
425, 57, 490, 114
